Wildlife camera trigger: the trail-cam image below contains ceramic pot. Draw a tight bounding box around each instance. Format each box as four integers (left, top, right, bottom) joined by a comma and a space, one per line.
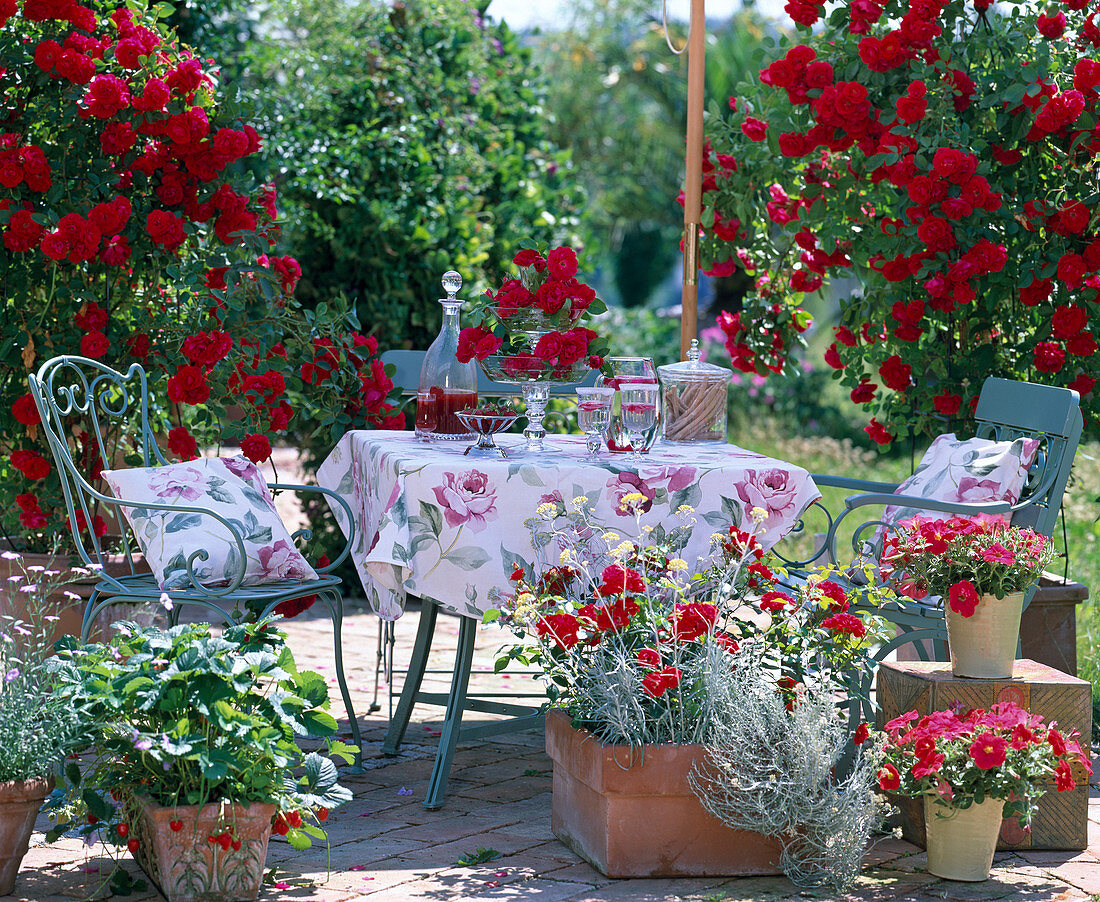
127, 797, 276, 902
945, 591, 1025, 678
544, 708, 782, 878
0, 777, 54, 895
925, 796, 1004, 881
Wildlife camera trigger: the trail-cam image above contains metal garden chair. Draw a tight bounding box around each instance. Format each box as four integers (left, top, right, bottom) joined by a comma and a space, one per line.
777, 376, 1083, 725
28, 355, 364, 768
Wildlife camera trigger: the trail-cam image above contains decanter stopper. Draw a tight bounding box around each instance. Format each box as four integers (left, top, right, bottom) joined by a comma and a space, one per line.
442, 270, 462, 300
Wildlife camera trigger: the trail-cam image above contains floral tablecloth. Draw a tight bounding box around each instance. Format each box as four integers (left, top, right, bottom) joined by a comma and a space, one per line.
317, 431, 821, 620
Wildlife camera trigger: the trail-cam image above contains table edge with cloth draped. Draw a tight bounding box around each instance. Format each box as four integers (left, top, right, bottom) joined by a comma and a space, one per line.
317, 429, 821, 807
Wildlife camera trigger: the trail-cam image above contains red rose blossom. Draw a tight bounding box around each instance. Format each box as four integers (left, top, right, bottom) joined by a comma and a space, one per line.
240, 433, 271, 464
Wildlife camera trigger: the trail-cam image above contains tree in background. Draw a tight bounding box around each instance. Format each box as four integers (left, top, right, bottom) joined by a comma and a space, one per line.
244, 0, 584, 351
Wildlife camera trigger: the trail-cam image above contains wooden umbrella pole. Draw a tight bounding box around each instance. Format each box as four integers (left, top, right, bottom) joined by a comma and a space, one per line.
680, 0, 705, 360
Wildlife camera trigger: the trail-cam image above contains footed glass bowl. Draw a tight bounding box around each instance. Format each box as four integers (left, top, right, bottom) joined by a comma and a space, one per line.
455, 408, 521, 458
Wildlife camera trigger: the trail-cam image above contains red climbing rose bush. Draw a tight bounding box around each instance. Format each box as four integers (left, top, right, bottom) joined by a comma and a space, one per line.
0, 1, 400, 554
700, 0, 1100, 444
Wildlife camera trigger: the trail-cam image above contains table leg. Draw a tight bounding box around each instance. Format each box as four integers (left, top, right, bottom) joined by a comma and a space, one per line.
422, 613, 477, 810
382, 597, 438, 756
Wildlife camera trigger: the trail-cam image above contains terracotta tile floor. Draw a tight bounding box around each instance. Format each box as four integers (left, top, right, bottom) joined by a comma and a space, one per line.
8, 597, 1100, 902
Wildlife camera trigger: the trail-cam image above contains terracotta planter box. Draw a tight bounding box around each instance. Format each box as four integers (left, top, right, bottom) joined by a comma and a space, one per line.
545, 708, 782, 878
127, 797, 276, 902
0, 777, 54, 896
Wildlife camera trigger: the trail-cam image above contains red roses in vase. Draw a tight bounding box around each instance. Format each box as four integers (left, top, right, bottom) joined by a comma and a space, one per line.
457, 244, 609, 382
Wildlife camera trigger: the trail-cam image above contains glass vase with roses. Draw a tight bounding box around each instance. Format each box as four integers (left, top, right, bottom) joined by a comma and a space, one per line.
880, 515, 1054, 616
456, 243, 610, 382
697, 0, 1100, 446
485, 493, 891, 747
456, 243, 610, 451
0, 3, 401, 560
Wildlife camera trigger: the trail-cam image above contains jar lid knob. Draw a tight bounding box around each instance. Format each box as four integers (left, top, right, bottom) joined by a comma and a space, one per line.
687, 338, 700, 363
442, 270, 462, 300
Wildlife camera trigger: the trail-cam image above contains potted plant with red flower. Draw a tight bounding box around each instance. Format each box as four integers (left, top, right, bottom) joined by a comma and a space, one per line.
486, 496, 890, 883
877, 701, 1091, 881
696, 0, 1099, 445
881, 515, 1055, 677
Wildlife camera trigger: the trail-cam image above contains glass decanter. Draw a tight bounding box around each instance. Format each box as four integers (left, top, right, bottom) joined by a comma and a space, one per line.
414, 271, 479, 441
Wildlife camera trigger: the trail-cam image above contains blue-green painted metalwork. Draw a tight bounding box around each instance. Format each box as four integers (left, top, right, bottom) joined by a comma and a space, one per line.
27, 355, 364, 769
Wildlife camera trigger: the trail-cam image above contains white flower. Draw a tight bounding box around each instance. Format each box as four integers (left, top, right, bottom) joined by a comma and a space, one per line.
0, 551, 21, 561
159, 593, 175, 611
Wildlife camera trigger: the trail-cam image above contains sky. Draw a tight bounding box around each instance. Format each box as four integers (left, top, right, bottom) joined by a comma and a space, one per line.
486, 0, 789, 32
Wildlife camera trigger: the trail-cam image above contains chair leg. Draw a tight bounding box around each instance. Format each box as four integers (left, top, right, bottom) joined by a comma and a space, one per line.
321, 589, 364, 772
383, 597, 438, 756
423, 614, 477, 811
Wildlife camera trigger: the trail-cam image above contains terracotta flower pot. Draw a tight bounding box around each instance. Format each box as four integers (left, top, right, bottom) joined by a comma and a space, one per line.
126, 797, 276, 902
925, 796, 1004, 881
0, 777, 55, 895
945, 591, 1024, 679
544, 708, 782, 878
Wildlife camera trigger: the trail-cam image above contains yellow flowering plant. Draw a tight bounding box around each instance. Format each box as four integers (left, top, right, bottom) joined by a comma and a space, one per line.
484, 495, 889, 746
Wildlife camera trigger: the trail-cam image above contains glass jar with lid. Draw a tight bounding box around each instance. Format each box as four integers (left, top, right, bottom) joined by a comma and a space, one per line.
657, 339, 731, 443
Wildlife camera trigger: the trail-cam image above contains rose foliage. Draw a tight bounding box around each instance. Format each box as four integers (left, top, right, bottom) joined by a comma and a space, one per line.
485, 494, 890, 746
699, 0, 1100, 444
878, 701, 1091, 827
880, 514, 1054, 615
0, 1, 401, 555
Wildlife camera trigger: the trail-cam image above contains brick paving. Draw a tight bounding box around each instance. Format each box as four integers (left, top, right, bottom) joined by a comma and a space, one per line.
7, 599, 1100, 902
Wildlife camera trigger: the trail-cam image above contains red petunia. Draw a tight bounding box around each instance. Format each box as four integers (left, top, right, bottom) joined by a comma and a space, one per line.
948, 579, 980, 617
853, 722, 869, 745
969, 732, 1008, 769
878, 763, 901, 791
1055, 759, 1076, 792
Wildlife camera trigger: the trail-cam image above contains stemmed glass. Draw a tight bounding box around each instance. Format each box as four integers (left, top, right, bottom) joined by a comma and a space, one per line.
575, 387, 614, 459
619, 383, 659, 464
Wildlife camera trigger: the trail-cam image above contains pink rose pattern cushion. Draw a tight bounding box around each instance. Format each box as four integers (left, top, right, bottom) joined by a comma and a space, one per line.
103, 456, 319, 590
882, 432, 1040, 534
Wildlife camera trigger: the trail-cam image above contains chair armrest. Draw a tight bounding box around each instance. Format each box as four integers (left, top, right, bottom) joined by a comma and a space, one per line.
267, 482, 356, 573
80, 486, 248, 597
810, 473, 901, 493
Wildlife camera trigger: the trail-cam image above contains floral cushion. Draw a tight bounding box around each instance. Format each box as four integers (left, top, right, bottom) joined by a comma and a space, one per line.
103, 456, 319, 590
881, 432, 1040, 537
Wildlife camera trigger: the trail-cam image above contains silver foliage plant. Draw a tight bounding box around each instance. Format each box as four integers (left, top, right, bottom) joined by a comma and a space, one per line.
689, 644, 888, 891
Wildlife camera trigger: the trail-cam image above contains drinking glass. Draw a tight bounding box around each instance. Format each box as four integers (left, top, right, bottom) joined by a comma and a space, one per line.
595, 357, 659, 453
575, 387, 614, 459
619, 383, 659, 463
